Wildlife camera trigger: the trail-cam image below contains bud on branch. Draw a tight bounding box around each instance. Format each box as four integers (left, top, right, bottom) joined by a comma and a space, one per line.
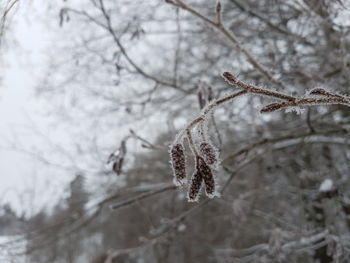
215, 1, 222, 25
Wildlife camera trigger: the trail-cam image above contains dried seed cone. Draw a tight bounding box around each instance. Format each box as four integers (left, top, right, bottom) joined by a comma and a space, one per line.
188, 172, 203, 201
197, 157, 215, 197
199, 142, 217, 165
170, 143, 187, 186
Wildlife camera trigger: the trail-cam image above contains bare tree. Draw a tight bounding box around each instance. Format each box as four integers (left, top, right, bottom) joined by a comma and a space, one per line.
3, 0, 350, 262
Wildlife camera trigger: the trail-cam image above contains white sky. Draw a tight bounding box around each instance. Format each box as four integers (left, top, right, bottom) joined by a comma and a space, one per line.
0, 0, 74, 216
0, 0, 149, 216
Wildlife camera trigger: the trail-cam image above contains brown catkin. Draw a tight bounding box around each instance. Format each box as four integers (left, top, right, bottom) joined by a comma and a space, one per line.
170, 143, 187, 185
260, 102, 286, 113
199, 142, 217, 165
188, 172, 203, 201
309, 88, 328, 96
197, 157, 215, 196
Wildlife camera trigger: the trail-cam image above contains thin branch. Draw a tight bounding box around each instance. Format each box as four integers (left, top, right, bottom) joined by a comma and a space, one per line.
306, 108, 315, 133
222, 72, 350, 112
97, 0, 189, 93
228, 0, 313, 46
222, 128, 349, 163
174, 89, 247, 144
166, 0, 286, 88
64, 2, 188, 93
110, 184, 176, 210
186, 128, 198, 156
105, 231, 173, 263
216, 229, 329, 259
222, 72, 295, 100
0, 0, 19, 45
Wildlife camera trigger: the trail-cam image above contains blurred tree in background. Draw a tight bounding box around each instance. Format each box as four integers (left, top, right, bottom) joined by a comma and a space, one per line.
2, 0, 350, 262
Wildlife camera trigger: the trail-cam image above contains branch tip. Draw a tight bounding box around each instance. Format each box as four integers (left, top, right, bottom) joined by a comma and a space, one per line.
222, 72, 237, 83
215, 1, 222, 24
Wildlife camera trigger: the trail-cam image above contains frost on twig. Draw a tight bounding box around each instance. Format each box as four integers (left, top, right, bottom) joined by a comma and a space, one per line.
168, 71, 350, 202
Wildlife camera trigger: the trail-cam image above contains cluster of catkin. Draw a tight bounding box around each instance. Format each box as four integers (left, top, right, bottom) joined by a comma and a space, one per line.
163, 0, 350, 202
170, 134, 219, 202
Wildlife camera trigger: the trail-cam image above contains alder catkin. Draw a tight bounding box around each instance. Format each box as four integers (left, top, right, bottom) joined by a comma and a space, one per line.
309, 88, 328, 96
260, 102, 286, 113
197, 157, 215, 197
199, 142, 217, 165
170, 143, 187, 186
188, 172, 203, 201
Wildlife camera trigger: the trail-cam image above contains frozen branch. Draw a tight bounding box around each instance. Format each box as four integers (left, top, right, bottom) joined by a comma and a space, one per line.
169, 71, 350, 201
222, 72, 350, 112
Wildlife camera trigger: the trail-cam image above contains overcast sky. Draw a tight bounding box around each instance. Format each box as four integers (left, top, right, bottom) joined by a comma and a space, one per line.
0, 0, 158, 216
0, 0, 75, 216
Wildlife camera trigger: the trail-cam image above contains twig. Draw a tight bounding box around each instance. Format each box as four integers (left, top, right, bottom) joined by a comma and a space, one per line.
306, 108, 315, 133
215, 229, 329, 258
129, 129, 165, 150
174, 89, 247, 144
186, 129, 198, 156
110, 184, 176, 210
222, 72, 295, 100
228, 0, 312, 46
105, 231, 173, 263
68, 0, 189, 93
222, 72, 350, 111
166, 0, 286, 88
222, 128, 348, 163
0, 0, 19, 44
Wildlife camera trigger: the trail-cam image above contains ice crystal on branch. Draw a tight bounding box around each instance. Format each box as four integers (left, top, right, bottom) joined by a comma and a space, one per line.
168, 70, 350, 202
